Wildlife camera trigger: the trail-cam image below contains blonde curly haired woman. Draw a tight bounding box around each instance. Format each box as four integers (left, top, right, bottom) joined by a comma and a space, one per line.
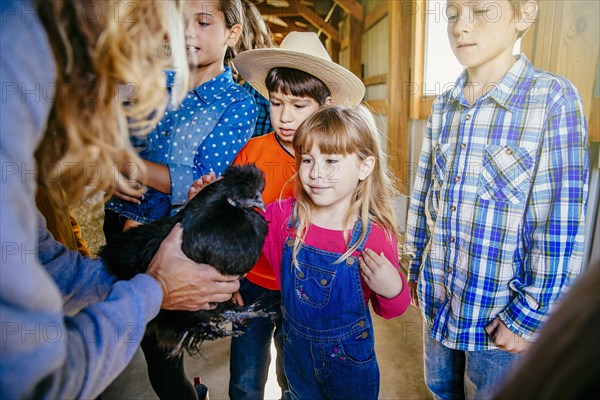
0, 1, 240, 398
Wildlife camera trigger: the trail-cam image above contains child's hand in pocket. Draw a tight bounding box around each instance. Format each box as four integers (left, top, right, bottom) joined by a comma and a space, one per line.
359, 249, 403, 299
485, 317, 532, 353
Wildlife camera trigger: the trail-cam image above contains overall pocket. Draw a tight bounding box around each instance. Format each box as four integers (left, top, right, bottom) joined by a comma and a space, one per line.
334, 330, 376, 366
294, 263, 336, 308
477, 145, 534, 204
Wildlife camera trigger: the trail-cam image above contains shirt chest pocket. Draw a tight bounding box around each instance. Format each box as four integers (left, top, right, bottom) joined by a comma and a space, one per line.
294, 263, 336, 308
183, 116, 219, 150
477, 145, 535, 204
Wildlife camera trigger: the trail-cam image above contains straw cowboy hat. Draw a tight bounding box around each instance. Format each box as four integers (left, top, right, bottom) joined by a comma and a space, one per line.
233, 32, 365, 106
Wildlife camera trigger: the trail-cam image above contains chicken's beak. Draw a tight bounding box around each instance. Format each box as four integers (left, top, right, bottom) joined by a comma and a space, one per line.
253, 191, 266, 212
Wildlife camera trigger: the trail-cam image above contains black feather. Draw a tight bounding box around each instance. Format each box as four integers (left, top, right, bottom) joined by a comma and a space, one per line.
100, 164, 271, 357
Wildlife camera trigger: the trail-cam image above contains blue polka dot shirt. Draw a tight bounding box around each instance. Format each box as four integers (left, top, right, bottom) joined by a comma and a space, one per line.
146, 67, 257, 206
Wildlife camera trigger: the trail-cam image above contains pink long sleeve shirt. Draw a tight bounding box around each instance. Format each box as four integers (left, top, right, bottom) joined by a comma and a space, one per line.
262, 198, 410, 319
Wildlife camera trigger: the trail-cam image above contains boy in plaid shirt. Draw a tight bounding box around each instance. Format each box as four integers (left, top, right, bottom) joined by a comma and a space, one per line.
405, 0, 589, 398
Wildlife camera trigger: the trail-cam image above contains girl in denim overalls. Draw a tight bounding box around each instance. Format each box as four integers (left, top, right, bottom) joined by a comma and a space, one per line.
262, 105, 411, 400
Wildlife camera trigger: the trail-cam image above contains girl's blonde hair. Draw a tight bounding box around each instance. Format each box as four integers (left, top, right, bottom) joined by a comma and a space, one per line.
237, 0, 274, 53
233, 0, 273, 81
34, 0, 188, 204
291, 105, 399, 264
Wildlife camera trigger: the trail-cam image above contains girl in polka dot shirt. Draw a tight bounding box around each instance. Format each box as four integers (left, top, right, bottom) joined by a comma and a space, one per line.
106, 0, 257, 231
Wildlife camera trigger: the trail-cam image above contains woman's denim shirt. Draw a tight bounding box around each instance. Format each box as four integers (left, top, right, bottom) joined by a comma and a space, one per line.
107, 67, 257, 221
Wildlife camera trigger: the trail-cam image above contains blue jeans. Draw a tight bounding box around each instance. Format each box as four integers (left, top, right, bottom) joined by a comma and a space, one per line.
229, 279, 288, 400
105, 187, 171, 224
423, 325, 518, 400
120, 187, 171, 223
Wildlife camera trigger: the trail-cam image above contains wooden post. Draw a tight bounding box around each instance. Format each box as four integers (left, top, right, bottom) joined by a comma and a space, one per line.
524, 0, 599, 132
348, 15, 363, 79
327, 37, 341, 64
387, 1, 412, 194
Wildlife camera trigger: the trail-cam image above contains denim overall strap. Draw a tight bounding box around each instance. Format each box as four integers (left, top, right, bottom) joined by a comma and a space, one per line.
281, 210, 374, 340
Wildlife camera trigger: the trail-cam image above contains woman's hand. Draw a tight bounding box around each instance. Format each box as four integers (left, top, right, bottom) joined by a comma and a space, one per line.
358, 249, 403, 299
146, 224, 241, 310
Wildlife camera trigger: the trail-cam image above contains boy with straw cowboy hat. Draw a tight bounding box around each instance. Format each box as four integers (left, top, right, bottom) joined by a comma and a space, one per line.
222, 31, 365, 399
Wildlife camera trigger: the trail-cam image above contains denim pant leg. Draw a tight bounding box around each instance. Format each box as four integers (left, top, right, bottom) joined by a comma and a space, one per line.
283, 329, 324, 400
273, 310, 289, 393
423, 325, 466, 400
140, 333, 197, 400
464, 349, 519, 400
229, 279, 286, 400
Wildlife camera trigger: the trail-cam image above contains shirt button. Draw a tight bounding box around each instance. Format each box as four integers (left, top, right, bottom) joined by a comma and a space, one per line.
298, 271, 305, 278
346, 257, 355, 266
454, 176, 461, 182
450, 236, 455, 243
164, 131, 170, 136
361, 332, 369, 339
506, 148, 513, 155
460, 143, 466, 149
465, 114, 471, 121
320, 279, 328, 286
358, 320, 365, 327
447, 267, 453, 273
450, 206, 456, 211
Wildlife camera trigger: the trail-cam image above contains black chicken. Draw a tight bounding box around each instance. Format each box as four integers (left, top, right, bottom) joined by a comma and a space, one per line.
100, 164, 270, 357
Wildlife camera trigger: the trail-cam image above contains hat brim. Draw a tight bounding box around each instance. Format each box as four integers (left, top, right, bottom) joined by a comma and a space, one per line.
233, 48, 365, 106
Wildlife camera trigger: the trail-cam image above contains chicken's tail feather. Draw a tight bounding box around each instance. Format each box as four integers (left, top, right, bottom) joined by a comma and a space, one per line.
158, 302, 275, 358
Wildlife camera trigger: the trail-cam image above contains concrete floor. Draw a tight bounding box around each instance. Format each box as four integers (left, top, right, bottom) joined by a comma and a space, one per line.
102, 306, 431, 400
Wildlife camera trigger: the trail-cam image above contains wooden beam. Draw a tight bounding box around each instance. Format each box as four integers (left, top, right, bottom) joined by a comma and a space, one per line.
288, 0, 340, 42
532, 0, 558, 71
363, 73, 387, 87
269, 24, 308, 36
590, 96, 600, 143
410, 0, 426, 119
363, 1, 388, 32
340, 37, 349, 50
333, 0, 363, 22
418, 96, 435, 120
548, 1, 599, 124
387, 0, 411, 194
348, 14, 362, 78
527, 0, 599, 126
256, 3, 300, 18
326, 37, 341, 64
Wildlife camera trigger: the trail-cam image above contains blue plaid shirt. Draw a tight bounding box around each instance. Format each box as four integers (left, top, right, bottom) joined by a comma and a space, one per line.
405, 55, 589, 351
242, 81, 272, 137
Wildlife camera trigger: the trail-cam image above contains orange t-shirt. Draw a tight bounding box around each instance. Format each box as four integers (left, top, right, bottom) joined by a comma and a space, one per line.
233, 132, 295, 289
